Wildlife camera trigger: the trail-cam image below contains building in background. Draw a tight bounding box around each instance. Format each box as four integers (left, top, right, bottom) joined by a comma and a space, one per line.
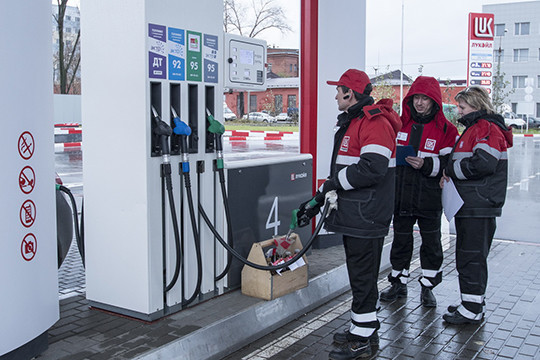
484, 1, 540, 118
51, 4, 80, 80
225, 49, 466, 121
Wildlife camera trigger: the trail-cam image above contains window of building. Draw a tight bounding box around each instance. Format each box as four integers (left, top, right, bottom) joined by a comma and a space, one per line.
288, 95, 297, 109
494, 50, 504, 64
274, 95, 283, 114
66, 15, 71, 21
495, 24, 506, 36
538, 48, 540, 61
249, 95, 257, 113
515, 22, 530, 35
511, 103, 517, 114
66, 27, 72, 33
75, 17, 80, 22
537, 103, 540, 118
513, 48, 529, 62
512, 76, 526, 88
66, 40, 72, 47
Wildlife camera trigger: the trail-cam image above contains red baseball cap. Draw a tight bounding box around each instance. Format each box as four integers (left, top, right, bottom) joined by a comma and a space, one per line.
327, 69, 371, 94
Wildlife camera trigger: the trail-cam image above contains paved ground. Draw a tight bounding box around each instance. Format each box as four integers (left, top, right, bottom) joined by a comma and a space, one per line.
224, 238, 540, 360
37, 229, 540, 360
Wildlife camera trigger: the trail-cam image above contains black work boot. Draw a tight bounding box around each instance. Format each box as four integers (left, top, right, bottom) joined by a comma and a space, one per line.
380, 282, 407, 302
333, 330, 379, 351
329, 337, 372, 360
443, 311, 482, 325
421, 287, 437, 307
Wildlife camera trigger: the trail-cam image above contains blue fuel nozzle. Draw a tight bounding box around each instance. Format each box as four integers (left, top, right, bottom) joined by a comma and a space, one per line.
173, 117, 191, 137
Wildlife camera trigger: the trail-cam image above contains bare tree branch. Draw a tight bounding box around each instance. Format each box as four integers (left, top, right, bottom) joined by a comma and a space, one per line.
224, 0, 291, 39
54, 0, 81, 94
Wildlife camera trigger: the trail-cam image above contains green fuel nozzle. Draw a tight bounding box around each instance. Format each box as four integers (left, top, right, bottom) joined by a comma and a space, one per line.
206, 108, 225, 135
206, 108, 225, 169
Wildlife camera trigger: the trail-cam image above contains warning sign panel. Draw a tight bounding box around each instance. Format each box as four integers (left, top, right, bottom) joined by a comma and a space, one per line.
20, 200, 36, 228
18, 131, 35, 160
21, 233, 37, 261
19, 166, 35, 194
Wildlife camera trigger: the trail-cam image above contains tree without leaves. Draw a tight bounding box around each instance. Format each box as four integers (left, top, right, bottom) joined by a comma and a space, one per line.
53, 0, 81, 94
224, 0, 291, 38
492, 55, 514, 114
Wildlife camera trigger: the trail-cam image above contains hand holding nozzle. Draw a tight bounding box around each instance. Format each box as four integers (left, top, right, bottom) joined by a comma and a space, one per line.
295, 197, 322, 228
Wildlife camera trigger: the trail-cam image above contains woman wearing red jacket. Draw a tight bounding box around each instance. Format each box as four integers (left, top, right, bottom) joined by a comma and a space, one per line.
381, 76, 458, 307
441, 86, 513, 324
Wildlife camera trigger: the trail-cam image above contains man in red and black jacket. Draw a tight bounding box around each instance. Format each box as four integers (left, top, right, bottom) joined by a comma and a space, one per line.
380, 76, 458, 308
297, 69, 401, 359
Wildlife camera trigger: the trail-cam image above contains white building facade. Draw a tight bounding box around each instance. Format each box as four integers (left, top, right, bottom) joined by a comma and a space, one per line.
484, 1, 540, 118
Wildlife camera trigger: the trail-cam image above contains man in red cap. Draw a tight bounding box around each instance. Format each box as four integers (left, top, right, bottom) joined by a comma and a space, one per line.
297, 69, 401, 359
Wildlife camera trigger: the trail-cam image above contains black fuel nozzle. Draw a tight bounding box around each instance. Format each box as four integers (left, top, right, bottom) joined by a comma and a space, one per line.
152, 106, 172, 157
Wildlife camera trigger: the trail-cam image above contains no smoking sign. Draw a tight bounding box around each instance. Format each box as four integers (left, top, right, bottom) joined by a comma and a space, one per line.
18, 131, 35, 160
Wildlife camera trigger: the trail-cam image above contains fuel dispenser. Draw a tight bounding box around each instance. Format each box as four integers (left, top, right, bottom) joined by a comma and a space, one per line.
83, 0, 314, 321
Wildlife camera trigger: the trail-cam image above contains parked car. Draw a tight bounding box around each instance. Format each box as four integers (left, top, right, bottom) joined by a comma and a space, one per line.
524, 116, 540, 129
244, 112, 276, 123
275, 112, 290, 122
503, 112, 526, 129
223, 106, 237, 121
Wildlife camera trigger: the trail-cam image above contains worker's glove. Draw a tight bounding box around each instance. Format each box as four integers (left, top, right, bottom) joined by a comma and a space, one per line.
314, 177, 340, 203
296, 198, 322, 227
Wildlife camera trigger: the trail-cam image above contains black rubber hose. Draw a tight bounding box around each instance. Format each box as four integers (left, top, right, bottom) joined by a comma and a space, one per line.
214, 168, 233, 281
163, 163, 183, 293
58, 185, 85, 267
181, 171, 203, 306
199, 200, 330, 271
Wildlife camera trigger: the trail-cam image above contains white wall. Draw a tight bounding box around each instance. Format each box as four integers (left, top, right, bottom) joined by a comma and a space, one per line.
54, 94, 82, 124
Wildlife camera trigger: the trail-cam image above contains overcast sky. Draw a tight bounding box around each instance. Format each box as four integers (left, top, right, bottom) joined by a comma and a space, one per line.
258, 0, 530, 79
64, 0, 529, 79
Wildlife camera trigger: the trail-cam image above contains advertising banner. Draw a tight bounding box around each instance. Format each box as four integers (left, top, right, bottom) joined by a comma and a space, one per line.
467, 13, 495, 94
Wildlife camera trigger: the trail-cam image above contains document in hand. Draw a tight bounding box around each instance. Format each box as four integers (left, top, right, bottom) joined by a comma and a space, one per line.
396, 145, 417, 166
442, 178, 464, 221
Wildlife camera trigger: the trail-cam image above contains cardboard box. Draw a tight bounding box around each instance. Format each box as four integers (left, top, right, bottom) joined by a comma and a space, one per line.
241, 233, 308, 300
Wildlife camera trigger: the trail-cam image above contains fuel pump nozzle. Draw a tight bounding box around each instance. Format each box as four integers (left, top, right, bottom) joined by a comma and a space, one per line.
206, 108, 225, 170
171, 107, 191, 173
151, 106, 172, 160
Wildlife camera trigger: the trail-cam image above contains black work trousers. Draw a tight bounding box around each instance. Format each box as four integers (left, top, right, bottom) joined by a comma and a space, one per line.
343, 235, 384, 337
455, 217, 496, 318
390, 214, 443, 287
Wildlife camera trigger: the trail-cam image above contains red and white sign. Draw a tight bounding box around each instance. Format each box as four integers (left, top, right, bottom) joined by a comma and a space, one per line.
18, 131, 35, 160
20, 200, 36, 228
21, 233, 37, 261
19, 166, 36, 194
467, 13, 495, 94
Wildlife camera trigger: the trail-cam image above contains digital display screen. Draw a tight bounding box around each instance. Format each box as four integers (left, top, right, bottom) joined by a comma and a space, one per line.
239, 49, 254, 65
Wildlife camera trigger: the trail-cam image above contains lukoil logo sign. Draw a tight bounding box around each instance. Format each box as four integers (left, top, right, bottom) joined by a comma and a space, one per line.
469, 13, 494, 41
